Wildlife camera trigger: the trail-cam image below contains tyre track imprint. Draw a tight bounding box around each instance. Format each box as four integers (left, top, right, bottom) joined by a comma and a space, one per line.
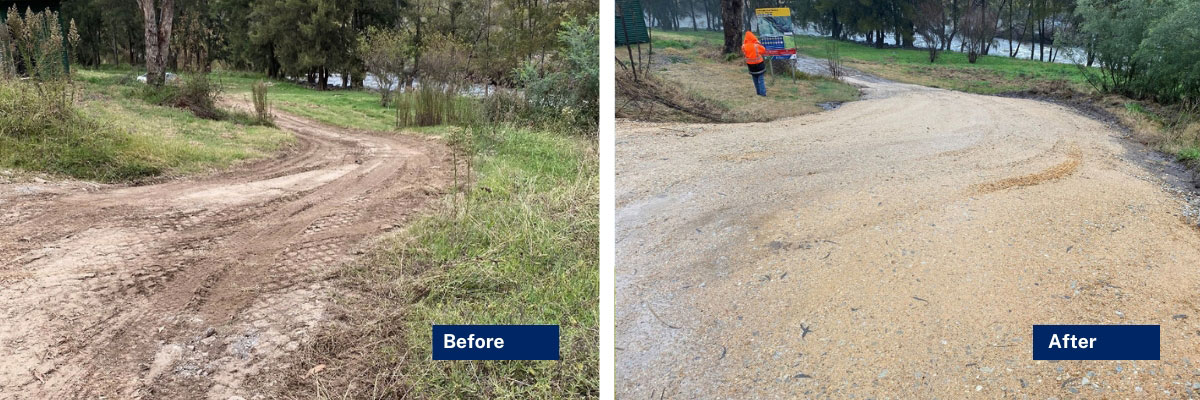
0, 104, 452, 399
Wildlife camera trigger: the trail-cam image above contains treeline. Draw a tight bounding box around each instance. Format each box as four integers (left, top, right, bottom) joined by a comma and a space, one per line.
1071, 0, 1200, 103
643, 0, 1199, 102
643, 0, 1077, 62
57, 0, 594, 89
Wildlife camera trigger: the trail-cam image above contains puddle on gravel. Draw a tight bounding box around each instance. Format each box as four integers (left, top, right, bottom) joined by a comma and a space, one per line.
817, 101, 843, 111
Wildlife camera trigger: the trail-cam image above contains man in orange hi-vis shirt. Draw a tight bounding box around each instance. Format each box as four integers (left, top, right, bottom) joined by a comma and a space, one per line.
742, 31, 768, 97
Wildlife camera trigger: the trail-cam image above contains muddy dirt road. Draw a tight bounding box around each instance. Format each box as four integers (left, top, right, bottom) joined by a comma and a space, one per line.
0, 108, 450, 399
616, 76, 1200, 398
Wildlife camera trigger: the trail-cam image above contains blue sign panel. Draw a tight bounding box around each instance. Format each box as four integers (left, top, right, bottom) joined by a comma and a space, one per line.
432, 325, 560, 361
760, 36, 790, 60
1032, 325, 1159, 360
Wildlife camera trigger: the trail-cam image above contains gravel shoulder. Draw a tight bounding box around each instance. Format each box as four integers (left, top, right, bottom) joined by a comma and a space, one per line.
616, 75, 1200, 398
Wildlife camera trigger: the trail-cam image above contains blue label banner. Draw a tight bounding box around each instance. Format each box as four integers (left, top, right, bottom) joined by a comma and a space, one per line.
432, 325, 559, 360
1032, 325, 1159, 360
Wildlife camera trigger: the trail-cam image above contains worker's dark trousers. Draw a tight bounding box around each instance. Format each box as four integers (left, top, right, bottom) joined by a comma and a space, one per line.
751, 73, 766, 96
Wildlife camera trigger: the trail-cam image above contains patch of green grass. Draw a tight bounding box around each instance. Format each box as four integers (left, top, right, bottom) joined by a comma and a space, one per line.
0, 80, 162, 181
287, 125, 598, 398
1179, 147, 1200, 163
215, 71, 400, 131
77, 68, 399, 131
653, 38, 696, 49
2, 73, 293, 182
812, 78, 859, 101
1123, 101, 1168, 126
651, 30, 1093, 95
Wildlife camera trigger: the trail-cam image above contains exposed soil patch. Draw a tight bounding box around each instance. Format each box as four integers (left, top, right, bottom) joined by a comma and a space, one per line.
0, 104, 452, 399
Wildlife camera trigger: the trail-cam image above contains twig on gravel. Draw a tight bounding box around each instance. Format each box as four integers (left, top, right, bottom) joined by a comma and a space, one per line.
912, 296, 929, 304
645, 303, 681, 329
718, 345, 727, 360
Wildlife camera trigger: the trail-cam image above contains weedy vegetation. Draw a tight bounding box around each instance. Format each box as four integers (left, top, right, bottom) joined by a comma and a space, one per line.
258, 16, 600, 399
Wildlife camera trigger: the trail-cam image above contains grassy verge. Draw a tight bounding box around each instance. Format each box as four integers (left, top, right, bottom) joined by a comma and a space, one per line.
617, 30, 859, 122
1, 70, 292, 182
285, 124, 598, 398
1116, 100, 1200, 169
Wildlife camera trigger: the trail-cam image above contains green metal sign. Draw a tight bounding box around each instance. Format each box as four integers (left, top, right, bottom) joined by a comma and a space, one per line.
616, 0, 649, 45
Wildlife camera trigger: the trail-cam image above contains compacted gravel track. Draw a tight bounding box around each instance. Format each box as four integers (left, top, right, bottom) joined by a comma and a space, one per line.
616, 75, 1200, 398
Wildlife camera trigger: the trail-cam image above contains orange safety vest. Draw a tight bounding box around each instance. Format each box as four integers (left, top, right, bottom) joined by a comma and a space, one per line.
742, 32, 766, 65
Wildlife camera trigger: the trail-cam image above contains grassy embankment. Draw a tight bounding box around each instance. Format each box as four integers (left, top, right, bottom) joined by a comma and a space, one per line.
617, 30, 859, 122
0, 68, 292, 182
207, 70, 598, 397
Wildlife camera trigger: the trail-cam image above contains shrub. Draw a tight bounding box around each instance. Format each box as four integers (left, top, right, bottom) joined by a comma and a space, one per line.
824, 41, 845, 78
252, 80, 273, 124
394, 85, 478, 129
357, 27, 410, 107
2, 6, 79, 80
0, 80, 160, 180
1071, 0, 1200, 103
480, 88, 529, 124
173, 73, 221, 119
516, 15, 598, 133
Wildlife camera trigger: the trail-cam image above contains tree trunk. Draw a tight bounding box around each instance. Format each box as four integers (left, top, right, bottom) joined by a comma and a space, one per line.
137, 0, 175, 86
831, 10, 841, 39
1038, 17, 1044, 61
691, 0, 699, 31
948, 0, 959, 50
720, 0, 742, 54
1008, 0, 1013, 56
128, 32, 136, 66
704, 0, 713, 30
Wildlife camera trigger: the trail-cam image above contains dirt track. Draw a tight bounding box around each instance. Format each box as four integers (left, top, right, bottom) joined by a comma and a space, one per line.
616, 75, 1200, 397
0, 107, 450, 399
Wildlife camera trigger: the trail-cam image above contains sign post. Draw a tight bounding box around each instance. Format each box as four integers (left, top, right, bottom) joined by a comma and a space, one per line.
754, 8, 797, 83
